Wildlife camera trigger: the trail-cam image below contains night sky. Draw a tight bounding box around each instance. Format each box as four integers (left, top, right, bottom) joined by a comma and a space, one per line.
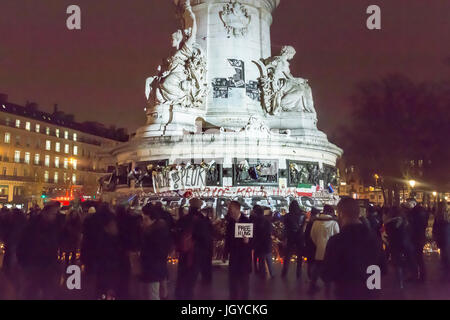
0, 0, 449, 137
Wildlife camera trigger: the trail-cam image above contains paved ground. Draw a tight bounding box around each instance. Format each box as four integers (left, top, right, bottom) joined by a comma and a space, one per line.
3, 252, 448, 300
166, 253, 450, 300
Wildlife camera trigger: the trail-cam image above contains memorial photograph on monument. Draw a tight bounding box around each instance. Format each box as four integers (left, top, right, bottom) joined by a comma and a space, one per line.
0, 0, 449, 306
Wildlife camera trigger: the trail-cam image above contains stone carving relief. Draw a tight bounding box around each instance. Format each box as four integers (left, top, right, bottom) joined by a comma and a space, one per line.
288, 161, 321, 186
234, 159, 278, 185
145, 0, 207, 109
219, 1, 252, 37
240, 116, 271, 136
254, 46, 317, 116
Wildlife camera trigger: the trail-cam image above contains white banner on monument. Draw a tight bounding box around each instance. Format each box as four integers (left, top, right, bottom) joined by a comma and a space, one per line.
152, 166, 207, 193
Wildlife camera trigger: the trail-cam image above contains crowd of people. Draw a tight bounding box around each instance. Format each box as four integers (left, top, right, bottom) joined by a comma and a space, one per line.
0, 196, 448, 300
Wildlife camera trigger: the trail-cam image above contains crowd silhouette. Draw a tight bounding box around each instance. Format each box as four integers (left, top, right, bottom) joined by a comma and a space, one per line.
0, 196, 448, 300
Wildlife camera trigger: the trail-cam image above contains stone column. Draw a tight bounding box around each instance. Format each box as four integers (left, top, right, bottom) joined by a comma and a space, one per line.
190, 0, 280, 130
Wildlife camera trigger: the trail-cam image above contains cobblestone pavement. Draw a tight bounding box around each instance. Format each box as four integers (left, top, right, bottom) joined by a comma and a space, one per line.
7, 252, 446, 300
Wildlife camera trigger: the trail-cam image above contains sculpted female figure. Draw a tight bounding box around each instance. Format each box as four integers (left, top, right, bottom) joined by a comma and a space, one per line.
256, 46, 316, 116
146, 0, 207, 109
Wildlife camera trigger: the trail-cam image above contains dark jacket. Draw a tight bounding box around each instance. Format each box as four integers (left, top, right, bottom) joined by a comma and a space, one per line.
407, 205, 429, 246
17, 215, 61, 270
253, 216, 272, 255
433, 218, 450, 250
322, 223, 386, 300
140, 219, 171, 283
283, 211, 306, 244
224, 215, 253, 275
304, 217, 316, 260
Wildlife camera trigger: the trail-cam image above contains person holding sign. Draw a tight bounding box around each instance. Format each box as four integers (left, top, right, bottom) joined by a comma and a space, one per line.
223, 201, 253, 300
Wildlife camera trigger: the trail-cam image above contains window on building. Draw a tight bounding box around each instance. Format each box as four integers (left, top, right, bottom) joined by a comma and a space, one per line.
55, 129, 60, 138
55, 142, 60, 152
35, 124, 40, 133
23, 168, 28, 177
34, 154, 40, 165
44, 171, 49, 182
0, 185, 8, 195
4, 132, 10, 144
14, 150, 20, 163
15, 135, 20, 145
45, 140, 51, 151
2, 167, 6, 175
24, 152, 30, 164
72, 159, 77, 170
13, 168, 17, 176
25, 122, 31, 131
15, 119, 20, 128
45, 155, 50, 167
54, 172, 58, 184
64, 158, 68, 169
73, 133, 77, 141
73, 146, 78, 155
65, 144, 69, 154
46, 127, 50, 135
55, 157, 59, 168
63, 172, 67, 182
64, 131, 69, 139
72, 173, 76, 184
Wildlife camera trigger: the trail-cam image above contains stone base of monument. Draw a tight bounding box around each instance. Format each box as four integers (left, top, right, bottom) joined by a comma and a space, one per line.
108, 127, 342, 210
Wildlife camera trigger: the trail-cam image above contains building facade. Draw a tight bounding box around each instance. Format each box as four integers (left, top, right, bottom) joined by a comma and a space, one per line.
0, 94, 127, 209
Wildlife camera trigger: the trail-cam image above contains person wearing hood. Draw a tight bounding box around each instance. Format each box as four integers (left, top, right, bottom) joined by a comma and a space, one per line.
309, 204, 339, 294
384, 207, 415, 288
281, 200, 306, 279
304, 207, 320, 280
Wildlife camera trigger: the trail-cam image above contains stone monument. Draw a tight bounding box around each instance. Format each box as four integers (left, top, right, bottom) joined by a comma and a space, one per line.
106, 0, 343, 211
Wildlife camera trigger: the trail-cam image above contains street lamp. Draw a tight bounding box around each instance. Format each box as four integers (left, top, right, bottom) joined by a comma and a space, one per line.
432, 191, 437, 197
409, 180, 416, 188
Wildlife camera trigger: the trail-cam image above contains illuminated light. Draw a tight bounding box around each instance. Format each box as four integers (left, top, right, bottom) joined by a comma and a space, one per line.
432, 191, 437, 197
340, 182, 347, 186
409, 180, 416, 188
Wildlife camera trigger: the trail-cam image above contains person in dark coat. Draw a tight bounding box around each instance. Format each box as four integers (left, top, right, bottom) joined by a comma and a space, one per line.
384, 207, 416, 288
81, 206, 102, 299
95, 210, 125, 299
253, 205, 274, 278
433, 201, 450, 279
281, 200, 306, 279
139, 204, 171, 300
406, 199, 429, 281
174, 198, 203, 300
224, 200, 253, 300
17, 205, 62, 299
197, 207, 214, 284
322, 198, 386, 300
304, 207, 320, 280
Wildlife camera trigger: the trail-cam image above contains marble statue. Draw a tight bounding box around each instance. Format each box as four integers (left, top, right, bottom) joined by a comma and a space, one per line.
254, 46, 316, 116
145, 0, 207, 109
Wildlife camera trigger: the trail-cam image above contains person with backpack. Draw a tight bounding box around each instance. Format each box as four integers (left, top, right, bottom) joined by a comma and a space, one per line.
174, 198, 203, 300
281, 200, 306, 280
